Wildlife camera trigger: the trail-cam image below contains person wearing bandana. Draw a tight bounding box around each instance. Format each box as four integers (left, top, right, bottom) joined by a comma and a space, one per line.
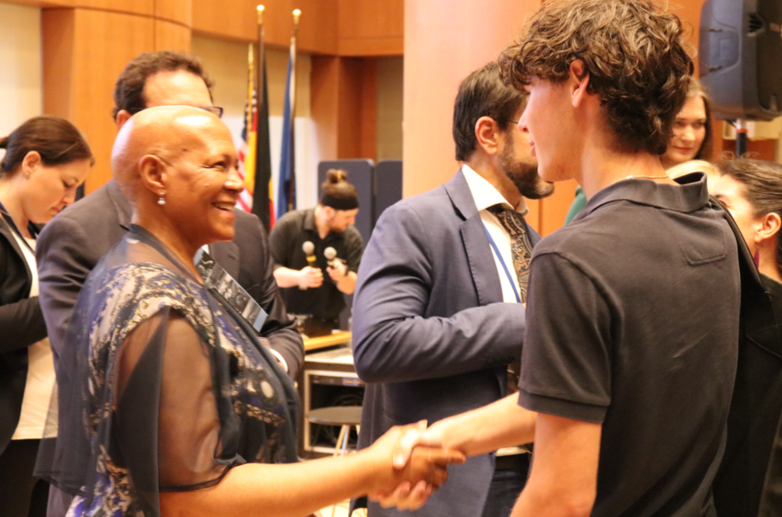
270, 169, 363, 333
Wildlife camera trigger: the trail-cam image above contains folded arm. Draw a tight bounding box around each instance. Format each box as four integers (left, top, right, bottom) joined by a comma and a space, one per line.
352, 204, 525, 383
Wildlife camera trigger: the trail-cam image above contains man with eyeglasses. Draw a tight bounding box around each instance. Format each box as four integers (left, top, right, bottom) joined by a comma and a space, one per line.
36, 52, 306, 513
39, 52, 302, 373
350, 62, 553, 517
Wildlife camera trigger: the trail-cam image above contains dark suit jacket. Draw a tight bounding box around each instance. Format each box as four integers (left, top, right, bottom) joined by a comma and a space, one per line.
352, 170, 538, 517
712, 193, 782, 517
0, 214, 48, 454
36, 179, 304, 378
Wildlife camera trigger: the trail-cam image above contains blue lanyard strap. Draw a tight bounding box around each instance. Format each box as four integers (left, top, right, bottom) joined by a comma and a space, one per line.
0, 199, 37, 251
483, 226, 522, 304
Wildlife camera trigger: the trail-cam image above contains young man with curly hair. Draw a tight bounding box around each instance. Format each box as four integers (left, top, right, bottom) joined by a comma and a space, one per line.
390, 1, 741, 516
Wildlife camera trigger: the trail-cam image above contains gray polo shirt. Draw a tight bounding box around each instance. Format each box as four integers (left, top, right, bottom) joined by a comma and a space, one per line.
519, 173, 740, 516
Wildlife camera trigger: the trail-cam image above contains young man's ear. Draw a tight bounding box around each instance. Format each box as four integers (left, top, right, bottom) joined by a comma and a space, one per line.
474, 116, 502, 156
569, 60, 591, 108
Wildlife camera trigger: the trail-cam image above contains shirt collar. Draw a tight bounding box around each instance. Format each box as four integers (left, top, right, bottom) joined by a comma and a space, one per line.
578, 172, 709, 220
461, 164, 529, 215
303, 208, 317, 231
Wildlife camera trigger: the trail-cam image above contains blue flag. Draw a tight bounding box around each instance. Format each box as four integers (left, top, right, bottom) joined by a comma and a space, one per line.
277, 47, 296, 220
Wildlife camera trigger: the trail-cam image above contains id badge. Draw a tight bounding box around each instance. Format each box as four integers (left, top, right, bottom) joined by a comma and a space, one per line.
194, 249, 268, 333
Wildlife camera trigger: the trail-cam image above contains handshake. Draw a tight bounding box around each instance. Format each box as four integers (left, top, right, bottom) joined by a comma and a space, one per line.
361, 420, 464, 511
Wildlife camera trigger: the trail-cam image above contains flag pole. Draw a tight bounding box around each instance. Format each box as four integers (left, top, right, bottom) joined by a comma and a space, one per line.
246, 44, 254, 137
289, 8, 301, 213
253, 4, 273, 229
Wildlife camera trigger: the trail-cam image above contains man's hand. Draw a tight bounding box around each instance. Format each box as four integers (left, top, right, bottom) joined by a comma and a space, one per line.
365, 422, 465, 511
298, 266, 323, 289
326, 259, 348, 282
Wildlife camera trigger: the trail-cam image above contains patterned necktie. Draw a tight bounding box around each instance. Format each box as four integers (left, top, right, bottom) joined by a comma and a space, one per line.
489, 204, 533, 395
489, 204, 534, 304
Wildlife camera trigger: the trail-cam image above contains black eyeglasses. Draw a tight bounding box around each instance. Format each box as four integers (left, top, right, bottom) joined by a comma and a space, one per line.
127, 106, 224, 118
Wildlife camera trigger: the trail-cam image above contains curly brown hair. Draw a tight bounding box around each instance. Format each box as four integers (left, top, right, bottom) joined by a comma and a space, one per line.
499, 0, 693, 155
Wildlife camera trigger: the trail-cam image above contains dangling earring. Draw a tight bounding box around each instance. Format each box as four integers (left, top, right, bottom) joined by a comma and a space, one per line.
158, 192, 166, 206
24, 173, 30, 180
754, 248, 760, 268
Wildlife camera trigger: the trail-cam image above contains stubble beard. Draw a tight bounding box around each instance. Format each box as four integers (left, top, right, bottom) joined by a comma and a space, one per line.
499, 133, 555, 200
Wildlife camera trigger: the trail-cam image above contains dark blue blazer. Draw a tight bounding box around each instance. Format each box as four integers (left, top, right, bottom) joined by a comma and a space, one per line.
352, 170, 539, 516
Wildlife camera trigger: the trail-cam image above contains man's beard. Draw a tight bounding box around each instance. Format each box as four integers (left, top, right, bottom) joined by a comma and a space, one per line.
499, 133, 555, 200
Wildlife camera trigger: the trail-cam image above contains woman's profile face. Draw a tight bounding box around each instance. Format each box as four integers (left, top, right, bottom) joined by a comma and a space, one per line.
161, 119, 244, 247
713, 174, 762, 255
22, 156, 91, 224
662, 95, 707, 169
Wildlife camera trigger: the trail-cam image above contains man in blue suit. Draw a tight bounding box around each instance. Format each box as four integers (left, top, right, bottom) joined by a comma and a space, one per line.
351, 62, 554, 517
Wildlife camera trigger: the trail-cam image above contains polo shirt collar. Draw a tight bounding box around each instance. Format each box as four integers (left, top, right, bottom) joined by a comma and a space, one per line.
578, 172, 709, 220
302, 208, 317, 231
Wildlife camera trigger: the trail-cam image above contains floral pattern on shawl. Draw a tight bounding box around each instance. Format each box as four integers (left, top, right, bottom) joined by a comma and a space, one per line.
66, 261, 294, 516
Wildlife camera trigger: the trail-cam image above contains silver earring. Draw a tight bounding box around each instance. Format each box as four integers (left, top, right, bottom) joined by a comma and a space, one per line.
158, 193, 166, 206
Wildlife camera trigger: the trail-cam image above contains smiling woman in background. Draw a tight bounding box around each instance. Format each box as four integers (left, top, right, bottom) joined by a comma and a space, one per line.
0, 115, 93, 517
660, 76, 713, 170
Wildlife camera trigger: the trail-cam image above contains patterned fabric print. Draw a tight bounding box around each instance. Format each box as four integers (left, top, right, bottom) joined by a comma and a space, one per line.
210, 305, 290, 464
490, 205, 534, 303
72, 263, 216, 516
66, 447, 135, 517
84, 263, 215, 431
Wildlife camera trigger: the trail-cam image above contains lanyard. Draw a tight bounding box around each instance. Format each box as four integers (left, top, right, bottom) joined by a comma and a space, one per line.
483, 226, 521, 304
0, 199, 37, 253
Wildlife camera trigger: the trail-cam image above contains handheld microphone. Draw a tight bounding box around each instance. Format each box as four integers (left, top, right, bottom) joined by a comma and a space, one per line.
324, 247, 346, 273
324, 246, 337, 266
302, 241, 316, 266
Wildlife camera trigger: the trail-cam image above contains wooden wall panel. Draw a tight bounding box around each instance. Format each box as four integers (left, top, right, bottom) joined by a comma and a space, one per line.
155, 0, 192, 27
359, 59, 378, 161
191, 0, 338, 54
403, 0, 540, 198
155, 18, 192, 51
42, 9, 75, 119
338, 37, 402, 57
311, 56, 377, 162
337, 0, 403, 56
43, 8, 156, 193
296, 0, 338, 55
2, 0, 152, 13
311, 56, 340, 160
72, 0, 153, 15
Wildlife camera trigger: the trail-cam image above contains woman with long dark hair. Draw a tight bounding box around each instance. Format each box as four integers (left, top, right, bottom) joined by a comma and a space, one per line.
0, 115, 93, 517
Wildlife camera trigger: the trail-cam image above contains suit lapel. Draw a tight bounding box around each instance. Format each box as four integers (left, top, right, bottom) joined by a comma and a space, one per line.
445, 170, 504, 306
210, 241, 241, 280
106, 179, 132, 231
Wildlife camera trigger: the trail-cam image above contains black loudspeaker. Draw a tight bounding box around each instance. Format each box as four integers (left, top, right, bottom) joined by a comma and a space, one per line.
373, 160, 403, 228
699, 0, 782, 120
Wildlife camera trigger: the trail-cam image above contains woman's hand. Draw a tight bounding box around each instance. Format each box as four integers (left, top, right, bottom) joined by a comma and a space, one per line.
364, 421, 465, 510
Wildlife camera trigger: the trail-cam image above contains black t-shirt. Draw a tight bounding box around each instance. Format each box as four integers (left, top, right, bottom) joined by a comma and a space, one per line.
269, 208, 363, 321
519, 174, 740, 516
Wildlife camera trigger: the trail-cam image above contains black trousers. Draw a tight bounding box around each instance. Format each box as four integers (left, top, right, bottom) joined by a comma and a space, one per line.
480, 454, 531, 517
0, 439, 49, 517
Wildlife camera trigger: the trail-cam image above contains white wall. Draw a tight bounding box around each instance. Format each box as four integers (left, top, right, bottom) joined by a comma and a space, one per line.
192, 35, 318, 215
0, 3, 41, 139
